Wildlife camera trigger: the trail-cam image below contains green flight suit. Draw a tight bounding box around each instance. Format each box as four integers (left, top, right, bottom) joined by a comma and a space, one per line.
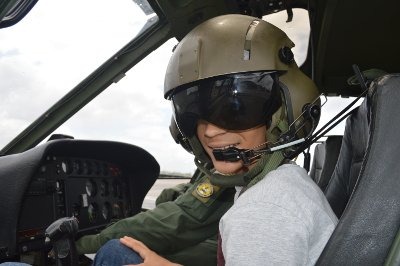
76, 174, 234, 266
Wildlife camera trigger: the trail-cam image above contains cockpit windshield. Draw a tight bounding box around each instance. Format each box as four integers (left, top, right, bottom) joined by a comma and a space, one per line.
0, 4, 348, 176
0, 0, 157, 151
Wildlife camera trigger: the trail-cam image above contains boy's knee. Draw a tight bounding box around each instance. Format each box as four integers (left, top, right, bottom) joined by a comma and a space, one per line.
94, 239, 143, 266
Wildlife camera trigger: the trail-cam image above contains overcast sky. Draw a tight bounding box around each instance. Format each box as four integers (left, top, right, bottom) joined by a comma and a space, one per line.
0, 1, 355, 175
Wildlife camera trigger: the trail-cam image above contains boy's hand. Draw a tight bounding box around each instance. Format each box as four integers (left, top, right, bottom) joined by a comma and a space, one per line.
120, 236, 182, 266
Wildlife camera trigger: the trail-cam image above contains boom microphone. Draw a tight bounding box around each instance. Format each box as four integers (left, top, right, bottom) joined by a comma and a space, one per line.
212, 138, 305, 165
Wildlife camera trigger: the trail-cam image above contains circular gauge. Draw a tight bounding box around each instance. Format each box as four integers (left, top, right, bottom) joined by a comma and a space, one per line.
102, 163, 109, 176
72, 203, 81, 218
112, 203, 123, 219
88, 203, 98, 223
55, 181, 61, 192
60, 162, 67, 173
82, 160, 92, 175
64, 160, 73, 175
100, 180, 109, 197
86, 160, 93, 175
73, 160, 82, 174
124, 203, 132, 217
92, 161, 101, 176
85, 180, 97, 197
111, 180, 122, 198
118, 202, 125, 218
102, 202, 111, 220
81, 160, 88, 175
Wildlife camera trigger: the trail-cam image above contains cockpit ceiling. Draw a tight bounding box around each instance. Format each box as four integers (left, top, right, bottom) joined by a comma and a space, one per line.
155, 0, 399, 97
311, 0, 400, 96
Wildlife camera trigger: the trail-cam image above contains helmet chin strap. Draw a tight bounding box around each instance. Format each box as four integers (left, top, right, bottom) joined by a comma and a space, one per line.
190, 98, 320, 188
195, 150, 286, 188
194, 158, 248, 187
212, 96, 320, 166
194, 120, 291, 188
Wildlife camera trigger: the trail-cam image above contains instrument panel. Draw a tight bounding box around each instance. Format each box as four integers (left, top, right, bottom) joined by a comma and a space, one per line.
17, 156, 132, 252
0, 139, 160, 259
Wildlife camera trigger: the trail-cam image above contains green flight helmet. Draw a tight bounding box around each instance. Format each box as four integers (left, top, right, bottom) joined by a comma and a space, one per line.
165, 14, 320, 163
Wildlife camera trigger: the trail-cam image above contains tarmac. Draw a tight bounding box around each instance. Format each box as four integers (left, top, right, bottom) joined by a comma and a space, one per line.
142, 179, 189, 209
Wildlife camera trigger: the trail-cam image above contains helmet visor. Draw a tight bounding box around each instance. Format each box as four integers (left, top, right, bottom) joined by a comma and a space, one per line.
170, 71, 282, 138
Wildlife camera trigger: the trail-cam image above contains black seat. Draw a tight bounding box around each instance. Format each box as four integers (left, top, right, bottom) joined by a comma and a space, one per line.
310, 136, 342, 192
309, 142, 325, 182
317, 74, 400, 265
324, 100, 369, 218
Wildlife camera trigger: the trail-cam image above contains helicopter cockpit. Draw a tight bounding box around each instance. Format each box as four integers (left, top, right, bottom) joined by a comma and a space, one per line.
1, 0, 399, 265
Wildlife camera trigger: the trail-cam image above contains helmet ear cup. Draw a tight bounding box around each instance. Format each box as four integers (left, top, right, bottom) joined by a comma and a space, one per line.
169, 117, 212, 164
278, 47, 295, 65
298, 102, 321, 139
169, 117, 193, 153
302, 103, 321, 121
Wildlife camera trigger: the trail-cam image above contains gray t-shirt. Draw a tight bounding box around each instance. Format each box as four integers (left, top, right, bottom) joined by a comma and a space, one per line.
219, 163, 338, 265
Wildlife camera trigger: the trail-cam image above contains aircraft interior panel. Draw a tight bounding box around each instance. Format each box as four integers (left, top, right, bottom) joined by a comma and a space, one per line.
0, 139, 160, 261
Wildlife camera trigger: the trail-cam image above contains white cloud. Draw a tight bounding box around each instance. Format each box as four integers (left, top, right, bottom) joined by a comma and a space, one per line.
0, 0, 149, 143
54, 38, 197, 173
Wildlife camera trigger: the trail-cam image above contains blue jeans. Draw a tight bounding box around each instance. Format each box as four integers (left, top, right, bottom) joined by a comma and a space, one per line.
93, 239, 144, 266
0, 263, 31, 266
